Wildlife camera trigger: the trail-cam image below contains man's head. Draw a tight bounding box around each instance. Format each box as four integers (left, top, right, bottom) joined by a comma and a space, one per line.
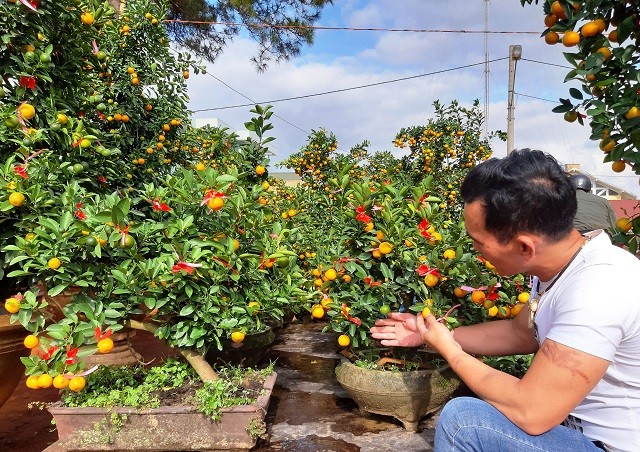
461, 149, 576, 246
570, 173, 592, 192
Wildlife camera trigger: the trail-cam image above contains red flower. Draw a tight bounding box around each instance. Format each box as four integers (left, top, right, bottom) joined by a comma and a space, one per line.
65, 347, 79, 365
355, 205, 372, 224
487, 286, 500, 301
74, 208, 86, 220
19, 0, 39, 11
94, 327, 112, 340
341, 304, 362, 326
418, 218, 433, 239
172, 261, 202, 274
19, 76, 37, 90
416, 264, 441, 277
41, 345, 59, 360
97, 175, 106, 185
364, 276, 382, 287
152, 198, 171, 212
14, 165, 28, 179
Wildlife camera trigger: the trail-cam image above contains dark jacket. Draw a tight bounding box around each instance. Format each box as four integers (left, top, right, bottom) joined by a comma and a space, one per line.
573, 189, 617, 234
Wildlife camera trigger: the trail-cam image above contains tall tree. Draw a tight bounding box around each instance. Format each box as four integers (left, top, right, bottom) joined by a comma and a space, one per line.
165, 0, 333, 71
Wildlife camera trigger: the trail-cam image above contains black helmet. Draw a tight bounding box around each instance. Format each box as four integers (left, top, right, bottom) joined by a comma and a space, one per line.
571, 174, 592, 192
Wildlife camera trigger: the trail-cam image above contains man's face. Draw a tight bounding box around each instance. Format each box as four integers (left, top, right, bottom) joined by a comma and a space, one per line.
463, 200, 523, 277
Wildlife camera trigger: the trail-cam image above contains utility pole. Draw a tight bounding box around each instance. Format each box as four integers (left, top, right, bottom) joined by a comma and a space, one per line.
483, 0, 490, 136
507, 44, 522, 154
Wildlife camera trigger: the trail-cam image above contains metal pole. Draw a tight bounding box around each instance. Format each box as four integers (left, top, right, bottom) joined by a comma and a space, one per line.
484, 0, 490, 136
507, 44, 522, 154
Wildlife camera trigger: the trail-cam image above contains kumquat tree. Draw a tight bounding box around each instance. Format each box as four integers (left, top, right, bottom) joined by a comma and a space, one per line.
522, 0, 640, 252
0, 0, 311, 390
280, 101, 529, 360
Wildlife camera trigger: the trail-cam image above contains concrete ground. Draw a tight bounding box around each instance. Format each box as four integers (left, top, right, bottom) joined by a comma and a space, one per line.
254, 321, 442, 451
0, 321, 447, 451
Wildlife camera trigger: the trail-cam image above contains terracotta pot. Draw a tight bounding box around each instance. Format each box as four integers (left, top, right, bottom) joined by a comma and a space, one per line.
46, 372, 277, 451
205, 326, 275, 368
39, 286, 142, 368
0, 314, 29, 409
83, 329, 142, 367
40, 284, 82, 322
335, 359, 460, 431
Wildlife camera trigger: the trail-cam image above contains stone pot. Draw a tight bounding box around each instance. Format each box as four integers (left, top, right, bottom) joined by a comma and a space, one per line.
0, 314, 29, 409
335, 359, 460, 431
45, 371, 277, 451
205, 326, 275, 368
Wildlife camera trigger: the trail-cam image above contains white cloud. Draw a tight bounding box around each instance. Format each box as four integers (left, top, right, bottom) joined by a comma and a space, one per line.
185, 0, 640, 196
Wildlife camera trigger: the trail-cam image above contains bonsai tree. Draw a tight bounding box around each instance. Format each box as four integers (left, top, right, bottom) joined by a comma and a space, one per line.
3, 106, 311, 387
281, 102, 527, 353
1, 0, 310, 389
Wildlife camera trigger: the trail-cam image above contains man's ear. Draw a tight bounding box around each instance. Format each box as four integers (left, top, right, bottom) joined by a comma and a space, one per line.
516, 235, 535, 261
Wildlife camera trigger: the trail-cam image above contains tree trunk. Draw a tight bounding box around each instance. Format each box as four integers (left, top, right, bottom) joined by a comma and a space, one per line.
108, 0, 125, 16
127, 320, 219, 382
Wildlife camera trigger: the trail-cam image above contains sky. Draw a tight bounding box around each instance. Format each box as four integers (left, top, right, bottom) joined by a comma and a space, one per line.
184, 0, 640, 197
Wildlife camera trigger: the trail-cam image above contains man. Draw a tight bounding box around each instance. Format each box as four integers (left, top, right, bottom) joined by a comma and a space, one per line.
571, 173, 617, 234
371, 149, 639, 451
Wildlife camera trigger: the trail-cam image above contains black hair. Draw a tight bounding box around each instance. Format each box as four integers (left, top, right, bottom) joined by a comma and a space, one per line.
460, 149, 576, 244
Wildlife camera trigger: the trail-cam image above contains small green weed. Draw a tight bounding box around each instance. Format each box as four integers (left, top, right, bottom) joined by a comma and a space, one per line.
195, 364, 275, 421
61, 358, 275, 421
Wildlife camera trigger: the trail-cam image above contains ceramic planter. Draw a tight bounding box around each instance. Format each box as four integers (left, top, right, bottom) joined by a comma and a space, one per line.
46, 371, 277, 451
335, 359, 460, 431
0, 314, 29, 409
83, 329, 142, 367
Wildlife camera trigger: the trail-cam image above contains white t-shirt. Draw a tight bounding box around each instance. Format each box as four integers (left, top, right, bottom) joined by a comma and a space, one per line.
532, 231, 640, 452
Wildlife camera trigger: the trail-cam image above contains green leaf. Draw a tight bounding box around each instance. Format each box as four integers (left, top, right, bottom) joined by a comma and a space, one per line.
216, 174, 237, 183
617, 16, 634, 43
569, 88, 583, 100
39, 218, 59, 232
179, 305, 195, 316
104, 309, 122, 319
48, 284, 68, 297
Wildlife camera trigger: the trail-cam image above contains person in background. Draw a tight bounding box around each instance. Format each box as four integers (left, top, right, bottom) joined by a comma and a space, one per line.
370, 149, 640, 451
571, 173, 617, 235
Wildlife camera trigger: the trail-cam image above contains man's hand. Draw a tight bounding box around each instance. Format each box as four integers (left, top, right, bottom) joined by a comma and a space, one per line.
370, 312, 424, 347
416, 314, 461, 356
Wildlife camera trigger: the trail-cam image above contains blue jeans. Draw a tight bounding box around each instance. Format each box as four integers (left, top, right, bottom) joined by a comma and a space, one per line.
434, 397, 603, 451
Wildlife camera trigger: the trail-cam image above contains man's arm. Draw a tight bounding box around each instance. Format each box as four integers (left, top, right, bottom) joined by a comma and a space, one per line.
371, 306, 538, 356
451, 304, 539, 356
418, 315, 610, 435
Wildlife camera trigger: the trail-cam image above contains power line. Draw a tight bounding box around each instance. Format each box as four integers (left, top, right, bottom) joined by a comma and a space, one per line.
194, 57, 509, 113
165, 19, 539, 35
521, 58, 573, 70
202, 72, 309, 135
515, 92, 559, 103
